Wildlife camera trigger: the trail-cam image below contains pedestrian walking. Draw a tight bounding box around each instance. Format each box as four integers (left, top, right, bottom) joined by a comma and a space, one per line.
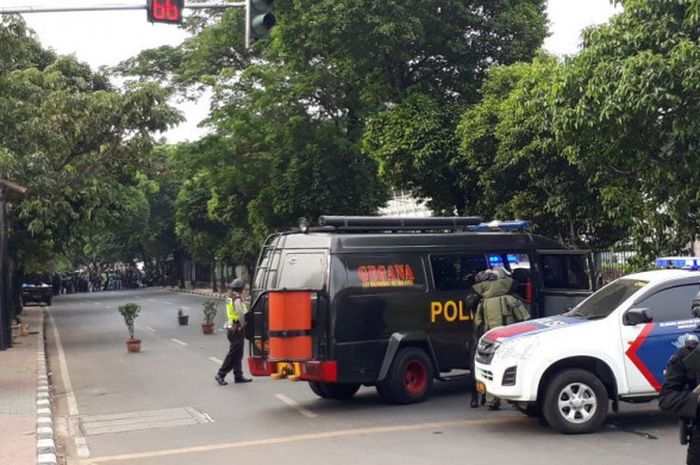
473, 267, 530, 410
215, 278, 252, 385
659, 301, 700, 465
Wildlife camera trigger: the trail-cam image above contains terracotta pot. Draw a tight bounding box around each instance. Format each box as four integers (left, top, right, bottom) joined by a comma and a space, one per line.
178, 315, 189, 326
201, 322, 215, 335
126, 338, 141, 353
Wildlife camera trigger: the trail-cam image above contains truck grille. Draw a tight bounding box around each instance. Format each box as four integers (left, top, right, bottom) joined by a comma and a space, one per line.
478, 368, 493, 381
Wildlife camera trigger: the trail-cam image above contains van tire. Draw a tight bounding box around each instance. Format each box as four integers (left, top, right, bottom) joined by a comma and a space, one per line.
542, 369, 608, 434
308, 382, 360, 399
376, 347, 433, 404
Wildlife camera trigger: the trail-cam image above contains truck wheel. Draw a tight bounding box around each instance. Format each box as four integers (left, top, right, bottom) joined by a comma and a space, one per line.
308, 382, 360, 399
542, 369, 608, 434
376, 347, 433, 404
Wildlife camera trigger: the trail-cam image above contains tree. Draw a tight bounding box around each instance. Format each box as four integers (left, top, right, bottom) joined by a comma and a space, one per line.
556, 0, 700, 256
0, 16, 181, 281
457, 54, 623, 247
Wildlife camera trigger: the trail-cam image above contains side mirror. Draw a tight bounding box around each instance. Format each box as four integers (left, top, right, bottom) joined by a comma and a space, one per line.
624, 308, 653, 326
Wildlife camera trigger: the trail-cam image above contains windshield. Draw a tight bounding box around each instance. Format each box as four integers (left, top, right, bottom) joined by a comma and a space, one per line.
565, 278, 649, 320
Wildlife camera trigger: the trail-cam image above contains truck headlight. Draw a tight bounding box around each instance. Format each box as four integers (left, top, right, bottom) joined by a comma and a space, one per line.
493, 336, 539, 362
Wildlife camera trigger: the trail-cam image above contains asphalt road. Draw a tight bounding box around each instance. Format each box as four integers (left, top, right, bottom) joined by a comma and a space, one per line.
45, 289, 686, 465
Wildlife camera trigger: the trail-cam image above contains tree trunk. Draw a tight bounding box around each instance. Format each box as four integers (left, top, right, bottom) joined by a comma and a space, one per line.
211, 260, 218, 293
219, 262, 226, 292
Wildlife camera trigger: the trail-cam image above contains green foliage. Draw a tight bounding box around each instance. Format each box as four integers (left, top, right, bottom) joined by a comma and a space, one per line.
202, 299, 217, 324
555, 0, 700, 258
118, 303, 141, 339
457, 54, 624, 247
0, 17, 182, 274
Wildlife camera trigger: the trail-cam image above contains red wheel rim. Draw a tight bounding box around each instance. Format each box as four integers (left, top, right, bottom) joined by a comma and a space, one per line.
404, 360, 428, 396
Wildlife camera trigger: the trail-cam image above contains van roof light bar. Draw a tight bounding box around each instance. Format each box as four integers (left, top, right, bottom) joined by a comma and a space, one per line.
318, 215, 484, 231
467, 220, 533, 232
655, 257, 700, 270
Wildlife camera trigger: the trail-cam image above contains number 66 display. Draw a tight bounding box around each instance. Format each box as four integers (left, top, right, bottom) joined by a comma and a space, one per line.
147, 0, 184, 24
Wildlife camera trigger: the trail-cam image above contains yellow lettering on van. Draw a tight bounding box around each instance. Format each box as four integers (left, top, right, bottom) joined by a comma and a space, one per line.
444, 301, 458, 322
459, 303, 473, 321
430, 301, 442, 323
430, 299, 473, 323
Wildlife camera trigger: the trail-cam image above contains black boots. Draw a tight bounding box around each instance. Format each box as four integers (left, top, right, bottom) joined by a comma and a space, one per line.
234, 376, 252, 383
215, 375, 228, 385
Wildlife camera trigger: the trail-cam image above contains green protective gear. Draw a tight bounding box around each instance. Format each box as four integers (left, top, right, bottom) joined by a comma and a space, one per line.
473, 277, 531, 332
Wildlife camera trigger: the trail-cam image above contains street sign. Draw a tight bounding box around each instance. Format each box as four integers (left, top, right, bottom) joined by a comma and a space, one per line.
147, 0, 184, 24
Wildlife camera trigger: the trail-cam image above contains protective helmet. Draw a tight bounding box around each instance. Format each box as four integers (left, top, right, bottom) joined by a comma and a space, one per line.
229, 278, 246, 291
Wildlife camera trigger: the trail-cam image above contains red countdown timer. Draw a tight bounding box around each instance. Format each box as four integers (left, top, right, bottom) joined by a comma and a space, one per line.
147, 0, 184, 24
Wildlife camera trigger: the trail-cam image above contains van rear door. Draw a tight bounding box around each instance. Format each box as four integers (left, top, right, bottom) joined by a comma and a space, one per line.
536, 250, 595, 316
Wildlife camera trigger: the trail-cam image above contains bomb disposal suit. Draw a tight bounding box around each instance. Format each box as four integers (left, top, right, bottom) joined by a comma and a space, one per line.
474, 269, 700, 434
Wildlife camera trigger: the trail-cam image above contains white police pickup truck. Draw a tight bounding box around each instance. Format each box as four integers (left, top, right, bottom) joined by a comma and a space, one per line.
474, 267, 700, 434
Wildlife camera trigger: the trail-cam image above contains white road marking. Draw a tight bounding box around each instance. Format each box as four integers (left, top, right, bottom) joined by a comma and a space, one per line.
164, 301, 173, 305
181, 306, 191, 310
95, 302, 102, 305
49, 313, 91, 457
209, 357, 223, 364
75, 436, 90, 458
148, 298, 155, 302
274, 394, 318, 419
144, 327, 156, 333
90, 417, 526, 463
171, 338, 187, 346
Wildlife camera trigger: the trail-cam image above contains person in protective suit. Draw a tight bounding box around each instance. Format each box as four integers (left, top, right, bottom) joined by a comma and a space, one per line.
215, 278, 252, 385
473, 267, 531, 409
659, 300, 700, 465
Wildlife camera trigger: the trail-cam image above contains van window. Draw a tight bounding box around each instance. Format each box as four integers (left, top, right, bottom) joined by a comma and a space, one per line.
431, 254, 488, 291
277, 252, 327, 289
540, 254, 591, 290
345, 255, 426, 292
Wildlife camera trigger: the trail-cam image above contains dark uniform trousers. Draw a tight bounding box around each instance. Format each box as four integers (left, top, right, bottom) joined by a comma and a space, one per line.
218, 327, 245, 379
659, 341, 700, 465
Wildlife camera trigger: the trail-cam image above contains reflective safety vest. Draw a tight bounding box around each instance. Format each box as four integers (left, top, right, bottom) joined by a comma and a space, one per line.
226, 296, 249, 323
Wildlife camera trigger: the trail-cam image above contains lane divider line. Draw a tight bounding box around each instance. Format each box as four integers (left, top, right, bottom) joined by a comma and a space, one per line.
171, 338, 187, 346
145, 327, 156, 333
90, 417, 527, 463
274, 394, 318, 419
209, 357, 223, 364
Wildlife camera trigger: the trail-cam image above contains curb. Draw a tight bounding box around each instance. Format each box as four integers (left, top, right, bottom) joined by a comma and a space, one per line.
169, 287, 227, 299
37, 311, 57, 465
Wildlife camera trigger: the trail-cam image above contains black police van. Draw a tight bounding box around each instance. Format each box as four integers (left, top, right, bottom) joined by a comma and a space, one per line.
246, 216, 597, 403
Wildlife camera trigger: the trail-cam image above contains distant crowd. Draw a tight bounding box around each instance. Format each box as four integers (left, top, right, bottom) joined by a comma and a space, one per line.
51, 267, 166, 295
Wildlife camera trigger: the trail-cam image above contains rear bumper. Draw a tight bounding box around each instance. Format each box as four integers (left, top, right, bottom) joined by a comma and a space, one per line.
247, 357, 338, 382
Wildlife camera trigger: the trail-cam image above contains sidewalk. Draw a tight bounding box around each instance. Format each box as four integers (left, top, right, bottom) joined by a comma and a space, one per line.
0, 307, 46, 465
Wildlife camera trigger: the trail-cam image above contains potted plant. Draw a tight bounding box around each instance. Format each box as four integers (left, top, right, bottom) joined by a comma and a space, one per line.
118, 303, 141, 352
177, 308, 189, 326
201, 299, 217, 334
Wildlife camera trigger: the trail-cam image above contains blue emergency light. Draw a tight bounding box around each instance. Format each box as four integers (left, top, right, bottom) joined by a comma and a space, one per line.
468, 220, 533, 232
654, 257, 700, 270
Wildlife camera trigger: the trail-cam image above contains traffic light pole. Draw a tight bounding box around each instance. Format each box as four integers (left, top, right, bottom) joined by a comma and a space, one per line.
0, 3, 244, 15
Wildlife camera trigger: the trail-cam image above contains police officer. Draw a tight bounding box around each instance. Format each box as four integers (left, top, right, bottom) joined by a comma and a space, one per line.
215, 278, 252, 385
473, 267, 531, 410
659, 301, 700, 464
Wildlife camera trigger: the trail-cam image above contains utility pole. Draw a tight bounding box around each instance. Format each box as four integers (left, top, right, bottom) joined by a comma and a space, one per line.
0, 180, 27, 350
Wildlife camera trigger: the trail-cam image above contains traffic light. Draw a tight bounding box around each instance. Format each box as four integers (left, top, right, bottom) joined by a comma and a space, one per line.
147, 0, 184, 25
246, 0, 276, 47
